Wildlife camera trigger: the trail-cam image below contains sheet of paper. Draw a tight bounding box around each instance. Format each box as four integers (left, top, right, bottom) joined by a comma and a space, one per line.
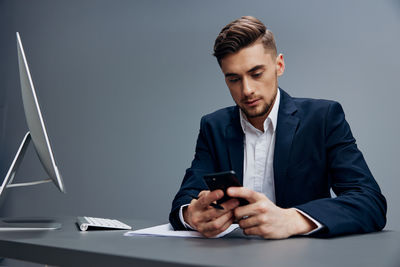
124, 223, 239, 238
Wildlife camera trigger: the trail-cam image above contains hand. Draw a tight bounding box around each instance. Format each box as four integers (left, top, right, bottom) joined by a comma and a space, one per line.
227, 187, 316, 239
183, 190, 240, 238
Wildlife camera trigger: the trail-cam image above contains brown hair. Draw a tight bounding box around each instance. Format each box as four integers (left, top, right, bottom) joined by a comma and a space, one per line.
213, 16, 277, 65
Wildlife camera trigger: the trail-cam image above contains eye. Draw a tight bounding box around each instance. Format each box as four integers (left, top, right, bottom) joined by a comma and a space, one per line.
228, 77, 240, 83
252, 72, 263, 78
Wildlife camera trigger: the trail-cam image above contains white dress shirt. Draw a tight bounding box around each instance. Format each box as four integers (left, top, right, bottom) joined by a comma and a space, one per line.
180, 89, 323, 235
240, 89, 279, 204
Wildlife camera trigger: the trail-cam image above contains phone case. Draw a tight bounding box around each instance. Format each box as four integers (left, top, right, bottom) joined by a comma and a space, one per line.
203, 171, 249, 206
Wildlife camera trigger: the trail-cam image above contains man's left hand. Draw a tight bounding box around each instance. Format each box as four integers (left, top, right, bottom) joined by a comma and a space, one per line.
227, 187, 316, 239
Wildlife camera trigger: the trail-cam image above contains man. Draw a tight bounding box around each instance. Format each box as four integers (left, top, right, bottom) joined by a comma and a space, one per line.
169, 16, 386, 238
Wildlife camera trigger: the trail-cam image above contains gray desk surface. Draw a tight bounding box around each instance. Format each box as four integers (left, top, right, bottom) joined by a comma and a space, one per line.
0, 217, 399, 267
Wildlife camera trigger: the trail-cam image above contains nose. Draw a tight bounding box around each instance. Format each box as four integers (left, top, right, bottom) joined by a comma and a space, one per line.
242, 77, 254, 97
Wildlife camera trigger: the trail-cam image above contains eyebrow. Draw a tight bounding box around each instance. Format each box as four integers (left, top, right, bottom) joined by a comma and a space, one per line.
224, 64, 266, 77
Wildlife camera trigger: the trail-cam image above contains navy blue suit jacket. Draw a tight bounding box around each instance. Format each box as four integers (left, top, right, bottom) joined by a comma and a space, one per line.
170, 89, 386, 237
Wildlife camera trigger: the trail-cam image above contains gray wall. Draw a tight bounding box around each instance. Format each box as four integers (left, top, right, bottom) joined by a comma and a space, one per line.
0, 0, 399, 232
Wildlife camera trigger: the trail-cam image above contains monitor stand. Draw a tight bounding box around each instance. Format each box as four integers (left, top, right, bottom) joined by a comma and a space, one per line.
0, 132, 61, 230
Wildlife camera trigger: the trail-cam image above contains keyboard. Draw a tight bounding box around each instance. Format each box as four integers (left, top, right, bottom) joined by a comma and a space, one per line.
76, 216, 132, 231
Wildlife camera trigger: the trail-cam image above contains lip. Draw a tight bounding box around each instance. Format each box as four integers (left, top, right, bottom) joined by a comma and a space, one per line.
244, 98, 261, 107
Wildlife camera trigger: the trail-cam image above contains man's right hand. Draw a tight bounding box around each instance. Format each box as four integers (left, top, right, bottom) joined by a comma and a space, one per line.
183, 190, 239, 238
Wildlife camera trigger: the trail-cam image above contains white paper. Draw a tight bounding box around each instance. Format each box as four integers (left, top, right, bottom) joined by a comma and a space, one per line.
124, 223, 239, 238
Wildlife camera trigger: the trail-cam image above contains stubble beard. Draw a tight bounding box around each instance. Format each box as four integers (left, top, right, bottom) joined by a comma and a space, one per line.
241, 101, 271, 118
240, 91, 277, 119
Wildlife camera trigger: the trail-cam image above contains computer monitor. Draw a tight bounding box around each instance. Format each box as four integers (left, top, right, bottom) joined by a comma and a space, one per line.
0, 32, 66, 230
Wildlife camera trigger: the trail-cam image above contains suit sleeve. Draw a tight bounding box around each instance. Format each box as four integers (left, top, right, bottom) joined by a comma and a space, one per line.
295, 102, 387, 237
169, 116, 216, 230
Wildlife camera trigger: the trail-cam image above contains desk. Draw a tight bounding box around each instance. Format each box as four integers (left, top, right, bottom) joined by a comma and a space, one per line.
0, 217, 399, 267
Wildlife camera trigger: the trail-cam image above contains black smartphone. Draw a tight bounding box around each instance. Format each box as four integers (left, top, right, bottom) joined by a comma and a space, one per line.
203, 170, 249, 206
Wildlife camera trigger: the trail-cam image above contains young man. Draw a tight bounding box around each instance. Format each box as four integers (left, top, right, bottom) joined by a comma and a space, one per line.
169, 16, 386, 238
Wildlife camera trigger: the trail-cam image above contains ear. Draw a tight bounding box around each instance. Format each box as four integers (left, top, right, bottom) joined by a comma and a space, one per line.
276, 54, 285, 77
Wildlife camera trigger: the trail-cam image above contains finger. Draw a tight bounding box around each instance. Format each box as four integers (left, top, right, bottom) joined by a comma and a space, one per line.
233, 202, 261, 219
203, 215, 235, 238
186, 203, 219, 229
226, 187, 265, 203
200, 211, 234, 235
201, 199, 238, 222
198, 190, 209, 198
242, 226, 264, 237
220, 198, 239, 210
238, 214, 265, 229
195, 189, 224, 209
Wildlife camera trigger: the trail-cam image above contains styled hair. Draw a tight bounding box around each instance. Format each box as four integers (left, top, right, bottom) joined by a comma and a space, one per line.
213, 16, 277, 65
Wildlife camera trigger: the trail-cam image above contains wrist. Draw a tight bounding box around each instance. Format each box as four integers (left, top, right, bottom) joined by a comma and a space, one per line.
183, 206, 190, 223
287, 208, 316, 236
183, 205, 196, 230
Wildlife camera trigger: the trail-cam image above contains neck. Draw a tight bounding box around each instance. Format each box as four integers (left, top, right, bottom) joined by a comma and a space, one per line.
248, 115, 267, 132
247, 92, 277, 132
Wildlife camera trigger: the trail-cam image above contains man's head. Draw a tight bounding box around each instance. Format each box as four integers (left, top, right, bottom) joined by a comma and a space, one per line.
213, 16, 277, 66
213, 16, 284, 127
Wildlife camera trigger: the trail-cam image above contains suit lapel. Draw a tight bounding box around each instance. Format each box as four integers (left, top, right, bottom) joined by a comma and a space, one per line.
273, 89, 299, 207
225, 107, 244, 184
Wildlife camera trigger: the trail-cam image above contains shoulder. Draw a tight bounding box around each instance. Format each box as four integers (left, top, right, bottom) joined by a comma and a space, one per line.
279, 89, 347, 125
296, 99, 345, 126
281, 89, 344, 118
294, 97, 342, 114
200, 106, 238, 127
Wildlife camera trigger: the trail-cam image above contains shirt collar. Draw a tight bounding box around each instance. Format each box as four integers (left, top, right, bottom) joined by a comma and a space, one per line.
239, 88, 281, 133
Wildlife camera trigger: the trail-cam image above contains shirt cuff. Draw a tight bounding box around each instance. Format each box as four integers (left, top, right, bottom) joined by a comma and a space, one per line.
179, 204, 195, 230
294, 208, 324, 235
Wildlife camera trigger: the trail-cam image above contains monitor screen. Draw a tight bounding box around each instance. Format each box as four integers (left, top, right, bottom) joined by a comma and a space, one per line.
14, 32, 65, 193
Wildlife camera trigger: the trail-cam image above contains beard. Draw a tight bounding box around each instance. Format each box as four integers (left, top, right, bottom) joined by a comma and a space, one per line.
240, 91, 277, 119
241, 101, 271, 118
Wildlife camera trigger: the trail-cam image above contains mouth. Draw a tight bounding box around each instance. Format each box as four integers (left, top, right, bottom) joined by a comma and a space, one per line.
244, 98, 261, 107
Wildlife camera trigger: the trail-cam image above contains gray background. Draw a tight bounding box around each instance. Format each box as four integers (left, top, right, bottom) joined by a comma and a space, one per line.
1, 0, 399, 234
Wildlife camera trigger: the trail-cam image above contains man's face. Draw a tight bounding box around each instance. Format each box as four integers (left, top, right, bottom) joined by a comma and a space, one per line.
220, 41, 285, 120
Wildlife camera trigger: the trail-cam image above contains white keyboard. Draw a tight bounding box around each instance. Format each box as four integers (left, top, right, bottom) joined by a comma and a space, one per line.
77, 216, 132, 231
